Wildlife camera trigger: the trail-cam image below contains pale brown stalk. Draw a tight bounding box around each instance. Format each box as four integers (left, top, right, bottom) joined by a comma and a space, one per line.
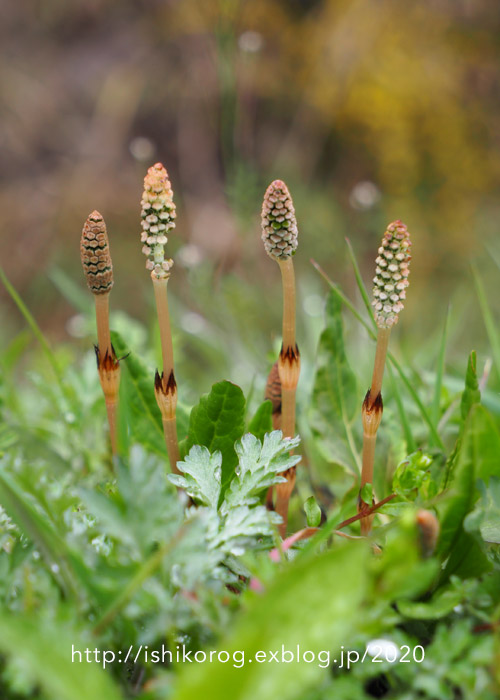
81, 211, 120, 457
359, 220, 411, 535
275, 259, 300, 537
261, 180, 300, 536
152, 275, 180, 474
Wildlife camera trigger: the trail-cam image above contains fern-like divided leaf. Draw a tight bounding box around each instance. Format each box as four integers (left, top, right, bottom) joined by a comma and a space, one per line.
222, 431, 300, 513
169, 431, 300, 560
169, 445, 222, 509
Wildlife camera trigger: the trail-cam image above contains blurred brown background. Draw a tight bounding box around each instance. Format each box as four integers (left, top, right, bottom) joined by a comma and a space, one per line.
1, 0, 499, 356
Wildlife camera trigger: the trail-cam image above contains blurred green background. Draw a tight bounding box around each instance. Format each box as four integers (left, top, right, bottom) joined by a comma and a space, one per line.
1, 0, 499, 400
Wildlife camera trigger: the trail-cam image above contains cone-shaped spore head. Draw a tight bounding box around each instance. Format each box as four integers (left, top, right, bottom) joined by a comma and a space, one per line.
141, 162, 176, 279
80, 211, 113, 294
261, 180, 298, 261
372, 220, 411, 328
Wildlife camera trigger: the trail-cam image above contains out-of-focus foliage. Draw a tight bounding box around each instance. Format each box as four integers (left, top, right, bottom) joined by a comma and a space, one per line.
1, 0, 500, 358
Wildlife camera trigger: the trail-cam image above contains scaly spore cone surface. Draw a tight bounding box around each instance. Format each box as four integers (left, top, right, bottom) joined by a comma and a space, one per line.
372, 220, 411, 328
141, 162, 176, 279
80, 211, 113, 294
261, 180, 298, 261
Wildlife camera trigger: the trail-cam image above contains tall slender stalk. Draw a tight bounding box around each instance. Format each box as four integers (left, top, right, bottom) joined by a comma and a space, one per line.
80, 211, 120, 456
140, 163, 181, 475
359, 221, 411, 535
261, 180, 300, 536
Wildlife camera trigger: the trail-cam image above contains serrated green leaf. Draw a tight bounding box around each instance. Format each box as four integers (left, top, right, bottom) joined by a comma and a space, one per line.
170, 445, 222, 509
310, 291, 360, 474
186, 381, 246, 488
222, 432, 300, 512
211, 505, 280, 555
248, 400, 273, 441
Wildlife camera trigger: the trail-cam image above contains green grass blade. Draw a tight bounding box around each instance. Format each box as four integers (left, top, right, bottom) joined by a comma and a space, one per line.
344, 237, 376, 329
430, 306, 451, 439
93, 524, 188, 635
472, 265, 500, 380
0, 467, 79, 597
387, 362, 416, 452
0, 267, 65, 392
386, 352, 444, 450
311, 260, 373, 335
48, 266, 90, 313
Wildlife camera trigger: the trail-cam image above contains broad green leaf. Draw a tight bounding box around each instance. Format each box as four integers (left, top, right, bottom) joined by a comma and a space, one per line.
440, 529, 492, 582
464, 478, 500, 545
460, 351, 481, 421
310, 292, 360, 474
174, 539, 367, 700
186, 381, 246, 488
397, 585, 463, 620
0, 612, 123, 700
248, 400, 273, 442
437, 405, 500, 559
111, 331, 165, 457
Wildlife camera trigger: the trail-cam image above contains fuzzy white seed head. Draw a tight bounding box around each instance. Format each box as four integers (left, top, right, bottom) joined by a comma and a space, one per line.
141, 163, 176, 279
372, 221, 411, 328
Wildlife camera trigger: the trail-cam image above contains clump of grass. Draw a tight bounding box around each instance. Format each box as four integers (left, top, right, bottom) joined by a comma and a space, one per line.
359, 220, 411, 534
261, 179, 300, 536
80, 210, 120, 456
140, 162, 180, 474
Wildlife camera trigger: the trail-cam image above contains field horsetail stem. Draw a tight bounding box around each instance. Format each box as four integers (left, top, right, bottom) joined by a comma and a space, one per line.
261, 180, 300, 537
359, 220, 411, 535
80, 211, 120, 456
141, 163, 181, 475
